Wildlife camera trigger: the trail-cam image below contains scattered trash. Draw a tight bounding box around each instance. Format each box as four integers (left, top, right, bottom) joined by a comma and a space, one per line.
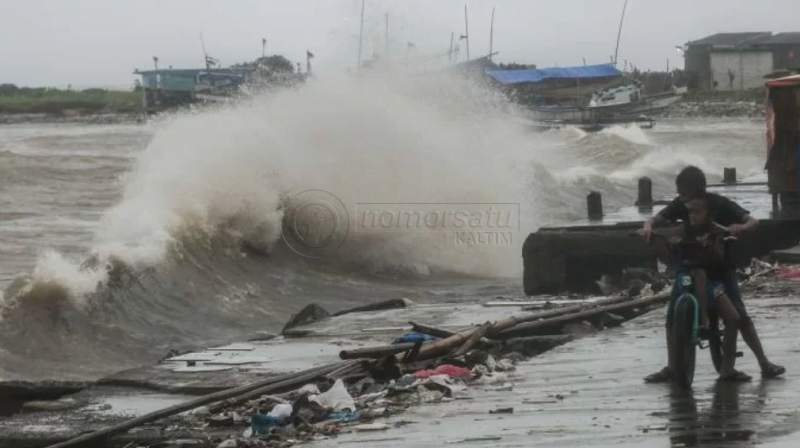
40, 290, 661, 448
217, 439, 237, 448
777, 266, 800, 280
353, 422, 391, 432
208, 414, 235, 427
267, 403, 293, 419
493, 382, 514, 392
250, 414, 283, 436
413, 365, 472, 379
392, 332, 436, 344
326, 410, 359, 422
309, 379, 355, 411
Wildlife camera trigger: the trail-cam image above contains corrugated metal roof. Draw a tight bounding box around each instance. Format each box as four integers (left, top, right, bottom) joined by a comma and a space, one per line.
688, 32, 771, 46
754, 32, 800, 45
766, 74, 800, 87
486, 64, 621, 85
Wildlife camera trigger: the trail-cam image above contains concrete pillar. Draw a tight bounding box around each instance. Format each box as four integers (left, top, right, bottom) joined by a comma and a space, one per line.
587, 192, 603, 221
636, 177, 653, 208
723, 167, 737, 185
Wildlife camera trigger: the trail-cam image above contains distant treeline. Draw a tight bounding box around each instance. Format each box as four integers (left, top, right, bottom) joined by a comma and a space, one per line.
0, 83, 140, 115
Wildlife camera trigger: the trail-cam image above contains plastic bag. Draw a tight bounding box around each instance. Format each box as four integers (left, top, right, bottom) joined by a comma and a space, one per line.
267, 403, 293, 419
309, 379, 355, 411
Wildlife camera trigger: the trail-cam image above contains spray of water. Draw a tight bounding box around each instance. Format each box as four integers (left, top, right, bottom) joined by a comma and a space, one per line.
9, 68, 577, 302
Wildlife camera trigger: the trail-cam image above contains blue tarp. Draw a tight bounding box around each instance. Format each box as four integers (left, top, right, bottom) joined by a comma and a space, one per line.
486, 63, 622, 85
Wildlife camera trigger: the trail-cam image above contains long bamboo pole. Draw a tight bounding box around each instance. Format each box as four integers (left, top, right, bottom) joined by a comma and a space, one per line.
44, 362, 349, 448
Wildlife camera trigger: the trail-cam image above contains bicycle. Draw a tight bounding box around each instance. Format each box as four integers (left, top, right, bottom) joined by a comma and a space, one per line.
634, 224, 743, 389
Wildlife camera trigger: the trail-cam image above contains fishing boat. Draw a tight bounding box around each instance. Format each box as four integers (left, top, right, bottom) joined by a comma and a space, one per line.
485, 63, 683, 132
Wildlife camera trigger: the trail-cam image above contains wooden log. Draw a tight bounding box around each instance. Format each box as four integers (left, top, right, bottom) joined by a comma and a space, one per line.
325, 360, 363, 380
45, 362, 348, 448
339, 343, 419, 360
409, 321, 497, 349
516, 295, 635, 323
411, 293, 670, 360
496, 292, 670, 339
332, 299, 410, 317
451, 321, 492, 358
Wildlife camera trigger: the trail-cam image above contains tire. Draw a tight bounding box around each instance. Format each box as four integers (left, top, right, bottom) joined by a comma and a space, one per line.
673, 293, 698, 390
708, 313, 724, 374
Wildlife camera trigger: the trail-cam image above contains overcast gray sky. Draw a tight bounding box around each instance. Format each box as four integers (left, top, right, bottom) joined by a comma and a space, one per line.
0, 0, 796, 88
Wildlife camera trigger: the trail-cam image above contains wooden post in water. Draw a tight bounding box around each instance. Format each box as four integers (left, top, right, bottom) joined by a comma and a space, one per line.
723, 167, 737, 185
587, 192, 603, 221
636, 177, 653, 208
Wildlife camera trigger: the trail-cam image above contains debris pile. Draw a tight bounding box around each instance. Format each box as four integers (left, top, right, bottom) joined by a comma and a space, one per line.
33, 294, 671, 448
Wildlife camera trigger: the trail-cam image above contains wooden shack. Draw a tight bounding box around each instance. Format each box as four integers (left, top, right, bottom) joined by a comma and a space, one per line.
766, 74, 800, 213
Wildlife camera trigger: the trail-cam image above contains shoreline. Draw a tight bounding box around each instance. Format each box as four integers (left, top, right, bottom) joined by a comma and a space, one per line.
2, 273, 795, 448
0, 98, 766, 127
0, 292, 668, 448
0, 112, 143, 126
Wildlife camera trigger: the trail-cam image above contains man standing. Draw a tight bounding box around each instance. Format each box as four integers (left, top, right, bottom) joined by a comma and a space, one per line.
642, 166, 785, 382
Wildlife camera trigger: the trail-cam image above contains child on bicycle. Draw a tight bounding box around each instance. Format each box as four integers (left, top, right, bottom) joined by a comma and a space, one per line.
643, 166, 784, 382
663, 196, 748, 382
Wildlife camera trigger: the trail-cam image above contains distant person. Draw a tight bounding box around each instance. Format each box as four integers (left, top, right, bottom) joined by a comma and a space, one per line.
641, 166, 786, 382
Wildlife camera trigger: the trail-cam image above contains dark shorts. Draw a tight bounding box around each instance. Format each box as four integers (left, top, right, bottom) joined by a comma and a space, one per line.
665, 269, 752, 329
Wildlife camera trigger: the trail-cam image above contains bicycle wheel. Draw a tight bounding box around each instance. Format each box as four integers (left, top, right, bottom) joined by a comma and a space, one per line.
708, 312, 724, 374
673, 293, 698, 389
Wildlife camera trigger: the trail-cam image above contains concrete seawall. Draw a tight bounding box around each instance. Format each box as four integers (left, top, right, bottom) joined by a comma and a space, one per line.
522, 182, 800, 295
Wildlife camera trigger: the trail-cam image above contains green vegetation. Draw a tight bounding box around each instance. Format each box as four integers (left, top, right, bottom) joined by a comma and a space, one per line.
0, 84, 141, 115
232, 54, 295, 73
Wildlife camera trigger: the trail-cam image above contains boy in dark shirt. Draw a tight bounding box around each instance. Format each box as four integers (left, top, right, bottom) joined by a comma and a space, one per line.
641, 166, 785, 382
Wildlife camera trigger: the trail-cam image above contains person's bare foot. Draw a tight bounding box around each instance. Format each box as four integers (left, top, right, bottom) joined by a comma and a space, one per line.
644, 367, 673, 383
718, 369, 752, 382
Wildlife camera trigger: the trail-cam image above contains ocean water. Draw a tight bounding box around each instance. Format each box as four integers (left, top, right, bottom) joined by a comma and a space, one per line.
0, 70, 766, 381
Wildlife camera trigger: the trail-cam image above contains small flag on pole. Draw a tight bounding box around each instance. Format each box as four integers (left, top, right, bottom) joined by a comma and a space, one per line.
307, 50, 315, 59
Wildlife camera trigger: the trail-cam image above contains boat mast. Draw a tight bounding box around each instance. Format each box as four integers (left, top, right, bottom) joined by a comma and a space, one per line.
489, 7, 495, 62
464, 4, 470, 61
449, 32, 455, 62
358, 0, 366, 70
613, 0, 629, 67
200, 32, 210, 69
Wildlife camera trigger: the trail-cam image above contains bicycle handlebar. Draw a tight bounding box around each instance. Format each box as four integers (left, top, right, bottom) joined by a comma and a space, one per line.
629, 221, 737, 243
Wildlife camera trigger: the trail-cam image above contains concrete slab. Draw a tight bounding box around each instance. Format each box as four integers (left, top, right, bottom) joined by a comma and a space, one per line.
771, 245, 800, 264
